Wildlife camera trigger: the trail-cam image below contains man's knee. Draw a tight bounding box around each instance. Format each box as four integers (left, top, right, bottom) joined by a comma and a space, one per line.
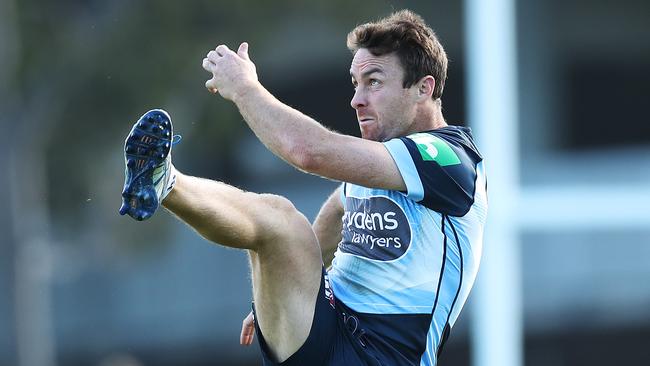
256, 193, 300, 217
248, 193, 319, 254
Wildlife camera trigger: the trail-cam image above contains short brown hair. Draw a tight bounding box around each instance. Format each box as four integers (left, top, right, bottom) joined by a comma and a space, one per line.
347, 10, 448, 100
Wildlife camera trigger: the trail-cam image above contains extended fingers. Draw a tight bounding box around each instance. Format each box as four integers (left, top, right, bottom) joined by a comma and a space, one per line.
207, 44, 234, 62
239, 312, 255, 346
203, 43, 253, 96
216, 44, 232, 56
202, 57, 215, 72
240, 325, 255, 345
204, 79, 218, 94
206, 50, 219, 63
237, 42, 250, 60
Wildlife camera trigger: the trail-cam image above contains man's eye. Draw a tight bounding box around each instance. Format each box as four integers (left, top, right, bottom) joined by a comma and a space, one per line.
369, 79, 380, 86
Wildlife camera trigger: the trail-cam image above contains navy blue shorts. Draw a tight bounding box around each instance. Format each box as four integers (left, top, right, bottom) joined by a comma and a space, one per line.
252, 269, 380, 366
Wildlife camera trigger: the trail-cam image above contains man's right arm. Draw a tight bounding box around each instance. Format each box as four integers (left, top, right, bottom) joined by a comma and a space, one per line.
313, 187, 344, 269
202, 43, 406, 192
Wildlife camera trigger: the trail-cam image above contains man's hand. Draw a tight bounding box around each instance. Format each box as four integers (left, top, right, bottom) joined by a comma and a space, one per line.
202, 42, 258, 101
240, 311, 255, 346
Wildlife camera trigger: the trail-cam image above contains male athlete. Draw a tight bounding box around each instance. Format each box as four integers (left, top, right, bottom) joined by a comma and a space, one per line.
119, 10, 486, 366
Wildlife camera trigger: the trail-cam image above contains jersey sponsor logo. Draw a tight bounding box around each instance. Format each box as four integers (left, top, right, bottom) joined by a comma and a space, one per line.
339, 196, 411, 261
408, 133, 461, 166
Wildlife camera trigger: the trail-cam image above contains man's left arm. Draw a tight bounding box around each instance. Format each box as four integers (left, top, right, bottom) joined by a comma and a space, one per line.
202, 43, 406, 191
312, 187, 344, 269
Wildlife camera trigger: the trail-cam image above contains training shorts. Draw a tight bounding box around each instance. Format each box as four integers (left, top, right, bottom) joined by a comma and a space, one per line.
252, 268, 381, 366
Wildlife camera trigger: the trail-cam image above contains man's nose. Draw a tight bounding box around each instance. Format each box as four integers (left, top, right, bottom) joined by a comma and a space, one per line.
350, 88, 367, 110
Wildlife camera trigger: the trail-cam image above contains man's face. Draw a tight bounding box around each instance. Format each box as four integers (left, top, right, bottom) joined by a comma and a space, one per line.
350, 48, 418, 142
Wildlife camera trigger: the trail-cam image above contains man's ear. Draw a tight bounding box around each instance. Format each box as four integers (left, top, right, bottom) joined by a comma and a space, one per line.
417, 76, 435, 100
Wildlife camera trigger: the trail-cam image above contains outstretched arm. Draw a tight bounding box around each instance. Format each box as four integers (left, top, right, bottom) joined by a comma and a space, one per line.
202, 43, 406, 191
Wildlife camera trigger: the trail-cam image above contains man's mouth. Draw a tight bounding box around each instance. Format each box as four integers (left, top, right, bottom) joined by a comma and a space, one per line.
358, 117, 374, 124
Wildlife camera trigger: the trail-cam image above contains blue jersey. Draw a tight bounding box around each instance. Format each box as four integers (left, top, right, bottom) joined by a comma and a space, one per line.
328, 126, 487, 366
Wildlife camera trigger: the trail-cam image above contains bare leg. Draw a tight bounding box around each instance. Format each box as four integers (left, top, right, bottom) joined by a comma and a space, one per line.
163, 172, 323, 362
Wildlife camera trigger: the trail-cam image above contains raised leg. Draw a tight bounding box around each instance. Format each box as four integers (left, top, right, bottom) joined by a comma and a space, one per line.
163, 173, 324, 362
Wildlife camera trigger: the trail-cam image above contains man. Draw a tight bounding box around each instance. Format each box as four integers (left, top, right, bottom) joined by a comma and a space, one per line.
119, 9, 486, 366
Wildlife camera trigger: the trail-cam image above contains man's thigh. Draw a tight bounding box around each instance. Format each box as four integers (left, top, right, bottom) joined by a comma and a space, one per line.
246, 194, 324, 363
252, 268, 334, 365
166, 179, 325, 362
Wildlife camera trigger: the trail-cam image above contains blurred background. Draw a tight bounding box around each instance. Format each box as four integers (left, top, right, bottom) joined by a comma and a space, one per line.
1, 0, 649, 365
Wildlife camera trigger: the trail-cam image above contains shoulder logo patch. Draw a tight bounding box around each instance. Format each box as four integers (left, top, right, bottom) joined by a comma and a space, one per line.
408, 133, 461, 166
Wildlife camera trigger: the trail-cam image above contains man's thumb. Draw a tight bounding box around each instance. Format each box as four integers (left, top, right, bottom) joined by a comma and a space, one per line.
238, 42, 250, 60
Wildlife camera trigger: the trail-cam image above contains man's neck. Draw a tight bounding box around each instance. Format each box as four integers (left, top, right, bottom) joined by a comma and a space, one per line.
430, 106, 447, 129
413, 100, 447, 132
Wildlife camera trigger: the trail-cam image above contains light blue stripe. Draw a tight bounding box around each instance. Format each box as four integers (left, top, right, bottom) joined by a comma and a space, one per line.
419, 334, 436, 366
431, 246, 461, 333
421, 218, 463, 365
383, 138, 424, 201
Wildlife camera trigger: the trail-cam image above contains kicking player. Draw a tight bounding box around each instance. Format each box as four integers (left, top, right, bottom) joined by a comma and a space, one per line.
119, 9, 486, 366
